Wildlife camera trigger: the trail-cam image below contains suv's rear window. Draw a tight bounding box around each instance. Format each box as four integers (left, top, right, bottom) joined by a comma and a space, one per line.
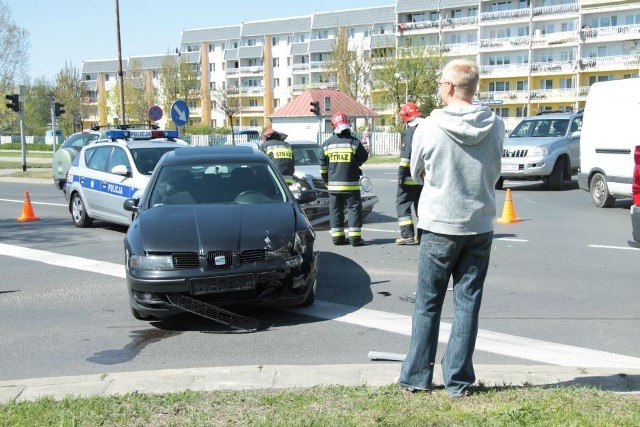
510, 119, 569, 138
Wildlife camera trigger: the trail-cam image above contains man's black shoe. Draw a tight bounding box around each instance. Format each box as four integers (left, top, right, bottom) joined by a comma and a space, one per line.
332, 238, 347, 246
350, 238, 365, 247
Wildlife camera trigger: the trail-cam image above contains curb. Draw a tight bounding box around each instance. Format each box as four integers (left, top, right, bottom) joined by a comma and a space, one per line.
1, 364, 638, 403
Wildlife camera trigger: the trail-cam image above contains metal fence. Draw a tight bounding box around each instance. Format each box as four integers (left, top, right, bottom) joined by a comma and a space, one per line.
1, 132, 402, 156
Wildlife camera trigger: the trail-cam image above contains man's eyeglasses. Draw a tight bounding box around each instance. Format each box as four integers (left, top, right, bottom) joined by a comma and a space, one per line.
439, 81, 453, 87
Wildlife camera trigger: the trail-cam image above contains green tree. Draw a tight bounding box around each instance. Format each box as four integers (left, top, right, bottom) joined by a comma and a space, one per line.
54, 63, 89, 134
107, 58, 153, 125
211, 87, 243, 144
23, 78, 52, 136
158, 53, 200, 129
324, 26, 371, 105
0, 0, 30, 132
372, 46, 444, 124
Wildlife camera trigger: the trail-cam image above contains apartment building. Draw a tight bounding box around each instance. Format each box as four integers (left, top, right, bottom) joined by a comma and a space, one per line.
81, 0, 640, 132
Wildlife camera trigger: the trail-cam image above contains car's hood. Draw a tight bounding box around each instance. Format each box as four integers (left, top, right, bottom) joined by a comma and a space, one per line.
135, 203, 296, 252
295, 164, 320, 176
503, 136, 563, 149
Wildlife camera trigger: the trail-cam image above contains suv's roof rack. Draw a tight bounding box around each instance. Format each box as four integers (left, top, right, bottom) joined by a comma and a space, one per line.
535, 109, 582, 116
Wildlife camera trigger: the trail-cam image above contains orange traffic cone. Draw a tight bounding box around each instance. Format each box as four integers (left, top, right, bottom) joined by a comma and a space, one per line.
17, 191, 40, 222
497, 188, 522, 224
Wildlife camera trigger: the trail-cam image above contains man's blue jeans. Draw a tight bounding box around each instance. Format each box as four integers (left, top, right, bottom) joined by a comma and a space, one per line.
398, 230, 493, 396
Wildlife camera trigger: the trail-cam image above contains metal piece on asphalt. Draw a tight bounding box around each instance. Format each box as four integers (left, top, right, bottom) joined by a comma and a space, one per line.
167, 294, 272, 332
368, 351, 406, 362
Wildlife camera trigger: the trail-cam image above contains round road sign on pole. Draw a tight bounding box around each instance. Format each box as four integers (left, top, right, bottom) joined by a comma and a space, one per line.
171, 100, 189, 127
148, 105, 163, 122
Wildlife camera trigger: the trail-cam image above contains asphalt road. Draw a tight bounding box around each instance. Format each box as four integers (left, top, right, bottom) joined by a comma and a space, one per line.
0, 169, 638, 381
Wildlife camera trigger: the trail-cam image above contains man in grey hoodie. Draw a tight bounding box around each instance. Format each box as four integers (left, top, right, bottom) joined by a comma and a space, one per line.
397, 59, 504, 397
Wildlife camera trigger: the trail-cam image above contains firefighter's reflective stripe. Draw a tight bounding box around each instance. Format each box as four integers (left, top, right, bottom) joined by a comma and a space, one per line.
399, 157, 410, 168
265, 146, 293, 159
320, 167, 328, 174
402, 176, 420, 185
348, 228, 362, 237
283, 175, 293, 184
325, 146, 354, 162
327, 181, 360, 191
331, 228, 345, 237
398, 216, 414, 226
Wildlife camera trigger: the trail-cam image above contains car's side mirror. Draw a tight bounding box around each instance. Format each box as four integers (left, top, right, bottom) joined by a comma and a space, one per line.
111, 164, 131, 177
571, 130, 581, 139
123, 198, 139, 212
296, 190, 317, 204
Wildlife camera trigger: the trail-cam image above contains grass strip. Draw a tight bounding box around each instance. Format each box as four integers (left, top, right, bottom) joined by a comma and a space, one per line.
1, 384, 639, 427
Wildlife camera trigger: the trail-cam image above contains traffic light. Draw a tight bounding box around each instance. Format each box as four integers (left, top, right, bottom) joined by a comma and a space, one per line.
310, 101, 320, 116
54, 102, 65, 117
5, 94, 19, 113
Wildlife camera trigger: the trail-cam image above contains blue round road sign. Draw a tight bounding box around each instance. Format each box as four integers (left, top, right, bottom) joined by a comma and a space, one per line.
148, 105, 163, 122
171, 100, 189, 127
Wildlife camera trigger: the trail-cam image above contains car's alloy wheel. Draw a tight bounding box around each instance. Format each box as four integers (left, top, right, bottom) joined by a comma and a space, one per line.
71, 193, 93, 227
589, 172, 615, 208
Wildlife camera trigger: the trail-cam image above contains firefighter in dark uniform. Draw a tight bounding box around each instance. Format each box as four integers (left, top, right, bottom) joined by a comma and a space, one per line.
261, 129, 294, 185
395, 102, 424, 245
319, 111, 369, 247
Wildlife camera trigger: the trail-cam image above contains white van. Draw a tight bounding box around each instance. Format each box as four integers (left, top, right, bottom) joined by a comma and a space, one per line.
578, 78, 640, 207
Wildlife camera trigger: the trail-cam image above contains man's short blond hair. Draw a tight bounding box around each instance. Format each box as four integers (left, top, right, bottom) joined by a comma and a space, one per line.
442, 59, 479, 99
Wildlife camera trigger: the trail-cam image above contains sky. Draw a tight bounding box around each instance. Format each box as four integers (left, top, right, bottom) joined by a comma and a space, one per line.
9, 0, 394, 82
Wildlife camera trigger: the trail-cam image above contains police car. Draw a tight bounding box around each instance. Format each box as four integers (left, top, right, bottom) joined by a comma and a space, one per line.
64, 129, 189, 227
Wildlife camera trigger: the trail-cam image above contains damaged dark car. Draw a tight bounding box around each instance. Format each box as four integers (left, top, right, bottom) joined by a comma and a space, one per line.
123, 145, 319, 321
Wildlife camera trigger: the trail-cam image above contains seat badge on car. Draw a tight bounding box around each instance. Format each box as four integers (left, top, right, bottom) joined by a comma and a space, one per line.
214, 255, 226, 266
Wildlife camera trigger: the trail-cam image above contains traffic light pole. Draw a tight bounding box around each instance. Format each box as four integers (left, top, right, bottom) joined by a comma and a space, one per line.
19, 86, 27, 172
51, 106, 57, 152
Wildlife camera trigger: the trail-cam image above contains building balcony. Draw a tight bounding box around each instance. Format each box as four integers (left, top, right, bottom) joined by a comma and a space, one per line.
480, 30, 578, 51
292, 63, 310, 73
310, 61, 328, 71
577, 54, 640, 72
239, 65, 264, 75
398, 20, 439, 33
307, 82, 337, 90
530, 61, 575, 74
532, 2, 579, 19
441, 16, 478, 30
478, 90, 529, 103
480, 8, 530, 24
478, 88, 583, 104
479, 63, 529, 77
239, 106, 264, 115
580, 23, 640, 43
226, 67, 239, 75
226, 87, 265, 96
442, 42, 477, 55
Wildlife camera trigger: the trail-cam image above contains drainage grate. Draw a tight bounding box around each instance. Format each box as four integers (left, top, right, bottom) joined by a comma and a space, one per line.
166, 293, 272, 332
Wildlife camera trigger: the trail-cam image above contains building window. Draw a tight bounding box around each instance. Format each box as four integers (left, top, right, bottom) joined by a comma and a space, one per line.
272, 36, 278, 46
300, 34, 306, 42
274, 99, 280, 108
489, 81, 510, 91
250, 119, 258, 127
287, 57, 291, 66
287, 77, 291, 87
209, 43, 214, 52
273, 58, 279, 67
249, 99, 258, 107
287, 35, 293, 44
516, 107, 528, 117
273, 78, 280, 87
247, 38, 256, 46
516, 80, 528, 91
211, 119, 217, 127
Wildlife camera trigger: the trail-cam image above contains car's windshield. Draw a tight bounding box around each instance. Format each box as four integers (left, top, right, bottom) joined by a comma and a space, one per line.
149, 162, 288, 206
509, 119, 569, 138
59, 133, 99, 150
131, 147, 181, 175
293, 146, 322, 166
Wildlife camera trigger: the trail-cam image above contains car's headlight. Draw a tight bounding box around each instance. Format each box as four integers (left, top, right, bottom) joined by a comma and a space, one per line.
293, 174, 312, 191
531, 146, 548, 156
130, 254, 174, 270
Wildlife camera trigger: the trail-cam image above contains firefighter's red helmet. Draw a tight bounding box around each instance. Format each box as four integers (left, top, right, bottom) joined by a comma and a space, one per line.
263, 128, 287, 142
331, 111, 351, 133
400, 102, 422, 123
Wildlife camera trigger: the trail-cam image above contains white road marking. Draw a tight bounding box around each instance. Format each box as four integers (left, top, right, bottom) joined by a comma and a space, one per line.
362, 227, 397, 233
589, 244, 639, 251
495, 238, 528, 242
0, 197, 66, 207
2, 242, 639, 368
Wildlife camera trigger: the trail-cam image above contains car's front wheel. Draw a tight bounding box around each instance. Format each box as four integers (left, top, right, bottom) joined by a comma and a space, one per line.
71, 192, 93, 227
300, 279, 316, 307
589, 173, 615, 208
495, 177, 504, 190
549, 158, 565, 191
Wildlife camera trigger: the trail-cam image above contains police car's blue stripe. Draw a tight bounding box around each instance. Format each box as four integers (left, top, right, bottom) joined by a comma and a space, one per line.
73, 175, 139, 198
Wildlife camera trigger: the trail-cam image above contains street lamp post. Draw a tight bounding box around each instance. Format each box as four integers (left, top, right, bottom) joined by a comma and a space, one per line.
394, 72, 408, 103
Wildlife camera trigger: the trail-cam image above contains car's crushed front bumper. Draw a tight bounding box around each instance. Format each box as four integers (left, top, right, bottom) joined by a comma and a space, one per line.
127, 251, 319, 318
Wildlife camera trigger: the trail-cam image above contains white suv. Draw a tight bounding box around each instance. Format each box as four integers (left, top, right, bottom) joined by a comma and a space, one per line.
64, 129, 188, 227
499, 110, 583, 191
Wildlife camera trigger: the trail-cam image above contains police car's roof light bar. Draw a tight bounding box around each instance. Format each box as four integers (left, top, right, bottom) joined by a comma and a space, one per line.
106, 130, 131, 140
